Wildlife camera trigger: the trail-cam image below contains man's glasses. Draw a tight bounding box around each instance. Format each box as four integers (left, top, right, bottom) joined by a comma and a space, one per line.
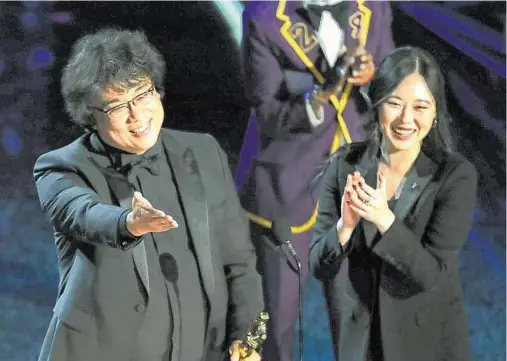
91, 86, 156, 121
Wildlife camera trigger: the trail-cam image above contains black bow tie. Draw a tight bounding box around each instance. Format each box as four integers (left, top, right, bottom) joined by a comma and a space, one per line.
307, 4, 336, 17
121, 153, 161, 176
306, 2, 349, 29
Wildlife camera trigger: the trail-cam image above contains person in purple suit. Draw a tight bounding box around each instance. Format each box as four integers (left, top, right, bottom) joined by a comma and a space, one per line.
237, 1, 395, 361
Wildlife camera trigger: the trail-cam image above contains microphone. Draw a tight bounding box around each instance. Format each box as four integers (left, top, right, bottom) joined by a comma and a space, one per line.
269, 219, 304, 361
271, 219, 299, 265
321, 42, 360, 100
321, 52, 355, 95
265, 220, 299, 273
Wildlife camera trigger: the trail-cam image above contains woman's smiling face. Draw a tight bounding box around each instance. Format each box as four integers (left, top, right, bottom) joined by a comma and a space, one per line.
379, 72, 437, 154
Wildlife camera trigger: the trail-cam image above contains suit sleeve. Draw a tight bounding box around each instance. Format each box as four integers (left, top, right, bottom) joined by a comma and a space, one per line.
212, 139, 264, 341
243, 16, 326, 139
309, 154, 354, 280
33, 152, 141, 250
372, 159, 478, 291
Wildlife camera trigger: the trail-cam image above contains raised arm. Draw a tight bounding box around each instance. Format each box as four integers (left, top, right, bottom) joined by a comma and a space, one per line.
373, 159, 477, 292
309, 155, 356, 280
34, 152, 141, 250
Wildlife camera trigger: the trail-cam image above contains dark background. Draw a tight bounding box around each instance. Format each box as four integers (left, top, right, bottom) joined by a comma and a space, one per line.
0, 2, 504, 360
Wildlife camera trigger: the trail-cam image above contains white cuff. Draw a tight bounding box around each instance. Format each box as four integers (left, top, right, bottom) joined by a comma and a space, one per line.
305, 95, 324, 128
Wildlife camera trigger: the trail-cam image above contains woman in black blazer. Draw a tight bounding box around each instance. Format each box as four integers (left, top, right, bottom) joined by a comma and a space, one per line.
309, 46, 476, 361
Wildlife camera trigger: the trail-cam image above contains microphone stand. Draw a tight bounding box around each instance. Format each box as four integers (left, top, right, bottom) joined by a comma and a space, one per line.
263, 235, 304, 361
283, 242, 303, 361
294, 252, 304, 361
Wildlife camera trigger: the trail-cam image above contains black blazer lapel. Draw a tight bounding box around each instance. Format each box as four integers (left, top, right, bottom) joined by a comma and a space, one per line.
351, 147, 438, 246
353, 146, 379, 247
161, 136, 215, 304
87, 155, 150, 298
393, 152, 438, 221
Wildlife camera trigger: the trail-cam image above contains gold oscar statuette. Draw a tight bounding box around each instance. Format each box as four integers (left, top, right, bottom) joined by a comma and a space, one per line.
231, 311, 270, 358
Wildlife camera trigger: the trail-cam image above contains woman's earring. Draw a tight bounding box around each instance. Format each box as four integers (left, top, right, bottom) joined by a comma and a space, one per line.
432, 119, 438, 128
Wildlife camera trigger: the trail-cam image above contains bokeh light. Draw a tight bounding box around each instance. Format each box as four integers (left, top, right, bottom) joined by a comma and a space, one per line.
23, 1, 39, 9
26, 46, 54, 71
20, 12, 39, 29
48, 11, 73, 24
2, 128, 23, 156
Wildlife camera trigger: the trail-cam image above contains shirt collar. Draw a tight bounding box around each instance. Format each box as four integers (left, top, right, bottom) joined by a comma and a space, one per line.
92, 132, 163, 170
302, 0, 344, 9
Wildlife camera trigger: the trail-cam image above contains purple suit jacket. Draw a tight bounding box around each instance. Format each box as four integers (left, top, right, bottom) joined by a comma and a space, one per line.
239, 0, 394, 232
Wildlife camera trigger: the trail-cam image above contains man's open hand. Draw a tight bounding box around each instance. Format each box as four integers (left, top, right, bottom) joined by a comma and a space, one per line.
126, 191, 178, 237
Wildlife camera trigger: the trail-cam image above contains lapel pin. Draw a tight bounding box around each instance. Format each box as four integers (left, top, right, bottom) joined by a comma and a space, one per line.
411, 183, 417, 189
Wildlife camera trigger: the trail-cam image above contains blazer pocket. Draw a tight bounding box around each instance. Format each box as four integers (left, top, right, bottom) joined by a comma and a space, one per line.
53, 249, 96, 332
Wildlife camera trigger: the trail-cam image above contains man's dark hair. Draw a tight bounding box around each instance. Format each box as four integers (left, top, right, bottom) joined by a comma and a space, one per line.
61, 27, 166, 131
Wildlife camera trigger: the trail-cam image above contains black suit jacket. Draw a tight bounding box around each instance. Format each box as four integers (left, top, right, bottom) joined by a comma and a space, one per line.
34, 129, 264, 361
309, 142, 476, 361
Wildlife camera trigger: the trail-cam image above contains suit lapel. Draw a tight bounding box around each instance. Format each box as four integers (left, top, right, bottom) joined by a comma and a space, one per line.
353, 146, 379, 247
347, 0, 372, 48
277, 0, 324, 83
87, 154, 151, 297
353, 148, 437, 247
161, 135, 215, 303
393, 152, 438, 221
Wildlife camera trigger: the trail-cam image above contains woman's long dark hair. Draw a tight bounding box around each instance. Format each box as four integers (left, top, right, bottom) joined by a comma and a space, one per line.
365, 46, 453, 160
313, 46, 454, 184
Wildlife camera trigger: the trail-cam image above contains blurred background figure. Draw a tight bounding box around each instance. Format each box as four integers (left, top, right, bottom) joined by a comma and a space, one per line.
0, 2, 504, 361
237, 1, 394, 360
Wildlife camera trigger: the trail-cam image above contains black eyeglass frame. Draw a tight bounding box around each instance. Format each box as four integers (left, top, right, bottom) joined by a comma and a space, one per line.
90, 86, 156, 118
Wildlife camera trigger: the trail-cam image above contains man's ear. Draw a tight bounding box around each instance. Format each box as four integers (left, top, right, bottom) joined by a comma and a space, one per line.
87, 113, 97, 130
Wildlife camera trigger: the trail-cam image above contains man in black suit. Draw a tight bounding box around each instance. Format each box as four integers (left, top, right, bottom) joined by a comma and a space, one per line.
34, 28, 263, 361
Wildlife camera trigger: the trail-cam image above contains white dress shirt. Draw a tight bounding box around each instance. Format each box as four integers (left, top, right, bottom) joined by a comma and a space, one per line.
303, 0, 346, 128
